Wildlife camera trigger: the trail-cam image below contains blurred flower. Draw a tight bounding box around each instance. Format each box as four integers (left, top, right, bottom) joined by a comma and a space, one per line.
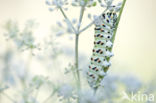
12, 61, 27, 81
58, 84, 74, 99
93, 15, 103, 25
1, 49, 16, 86
98, 0, 123, 12
100, 74, 119, 90
121, 74, 142, 93
3, 20, 19, 38
56, 30, 64, 37
0, 85, 9, 92
19, 96, 39, 103
97, 74, 121, 103
56, 21, 63, 27
46, 0, 69, 11
79, 90, 100, 103
104, 0, 114, 6
88, 13, 92, 19
72, 18, 77, 24
61, 45, 74, 57
3, 20, 39, 51
72, 0, 97, 7
30, 75, 48, 89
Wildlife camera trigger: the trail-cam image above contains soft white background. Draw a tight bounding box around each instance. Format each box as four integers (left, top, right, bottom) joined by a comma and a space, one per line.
0, 0, 156, 82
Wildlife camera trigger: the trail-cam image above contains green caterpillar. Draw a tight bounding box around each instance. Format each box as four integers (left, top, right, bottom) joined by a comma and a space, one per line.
87, 9, 118, 88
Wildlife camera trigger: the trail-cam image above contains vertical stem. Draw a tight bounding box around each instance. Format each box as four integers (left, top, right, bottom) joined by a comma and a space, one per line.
105, 0, 127, 72
77, 6, 85, 31
59, 8, 77, 34
111, 0, 127, 43
75, 34, 81, 90
75, 34, 81, 103
75, 5, 86, 103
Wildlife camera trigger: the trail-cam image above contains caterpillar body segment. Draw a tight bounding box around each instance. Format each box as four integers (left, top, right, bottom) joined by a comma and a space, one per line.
87, 10, 118, 88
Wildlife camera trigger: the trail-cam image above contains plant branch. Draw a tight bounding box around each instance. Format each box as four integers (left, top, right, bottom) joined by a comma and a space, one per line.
74, 4, 87, 91
111, 0, 126, 43
79, 8, 108, 34
59, 8, 77, 34
79, 21, 94, 34
77, 5, 86, 32
104, 0, 127, 72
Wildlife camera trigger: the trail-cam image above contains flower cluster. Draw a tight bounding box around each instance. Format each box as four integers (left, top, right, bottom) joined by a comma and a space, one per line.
86, 8, 120, 88
71, 0, 97, 7
58, 84, 75, 100
98, 0, 123, 12
79, 90, 99, 103
3, 20, 39, 52
46, 0, 69, 11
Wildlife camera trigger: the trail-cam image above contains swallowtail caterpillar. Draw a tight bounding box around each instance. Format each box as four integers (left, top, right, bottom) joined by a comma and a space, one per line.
87, 9, 119, 88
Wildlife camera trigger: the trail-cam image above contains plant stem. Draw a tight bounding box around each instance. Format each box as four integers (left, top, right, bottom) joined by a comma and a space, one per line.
111, 0, 127, 43
104, 0, 127, 72
74, 5, 87, 103
75, 4, 86, 92
79, 8, 108, 34
75, 34, 81, 90
79, 21, 94, 34
77, 6, 85, 31
59, 6, 82, 103
59, 8, 77, 34
75, 34, 82, 103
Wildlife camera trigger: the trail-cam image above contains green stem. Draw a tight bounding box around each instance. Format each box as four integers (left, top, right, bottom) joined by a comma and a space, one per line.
75, 34, 81, 103
79, 8, 108, 34
59, 8, 77, 34
75, 34, 81, 90
111, 0, 127, 43
75, 4, 87, 103
105, 0, 127, 72
77, 6, 85, 31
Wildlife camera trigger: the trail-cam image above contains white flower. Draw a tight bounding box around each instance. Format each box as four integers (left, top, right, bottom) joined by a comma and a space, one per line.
80, 0, 85, 6
122, 75, 142, 93
46, 0, 68, 11
93, 16, 102, 25
56, 31, 64, 36
72, 0, 97, 7
72, 18, 77, 24
56, 21, 63, 27
98, 74, 119, 102
58, 84, 74, 99
104, 0, 114, 6
117, 1, 123, 6
79, 90, 100, 103
88, 13, 92, 19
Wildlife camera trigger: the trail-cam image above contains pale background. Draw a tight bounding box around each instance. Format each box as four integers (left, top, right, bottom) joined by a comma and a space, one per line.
0, 0, 156, 82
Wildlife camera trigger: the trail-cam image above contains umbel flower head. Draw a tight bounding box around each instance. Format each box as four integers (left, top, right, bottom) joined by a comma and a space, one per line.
86, 6, 121, 89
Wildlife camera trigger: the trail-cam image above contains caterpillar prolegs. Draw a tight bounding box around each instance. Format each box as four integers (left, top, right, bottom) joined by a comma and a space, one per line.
87, 10, 119, 88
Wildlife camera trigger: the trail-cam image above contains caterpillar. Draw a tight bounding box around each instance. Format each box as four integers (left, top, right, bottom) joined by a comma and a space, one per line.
87, 9, 118, 88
